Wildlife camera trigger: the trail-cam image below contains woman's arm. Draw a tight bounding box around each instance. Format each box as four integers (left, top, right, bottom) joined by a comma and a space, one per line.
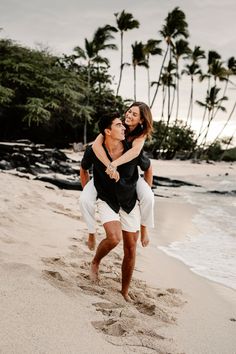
92, 133, 120, 182
112, 135, 146, 168
92, 133, 110, 167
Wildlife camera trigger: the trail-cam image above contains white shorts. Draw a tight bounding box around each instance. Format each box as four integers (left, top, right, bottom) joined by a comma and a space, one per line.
97, 199, 140, 232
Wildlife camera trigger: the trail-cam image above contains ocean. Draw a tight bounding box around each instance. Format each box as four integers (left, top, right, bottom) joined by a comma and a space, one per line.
158, 173, 236, 290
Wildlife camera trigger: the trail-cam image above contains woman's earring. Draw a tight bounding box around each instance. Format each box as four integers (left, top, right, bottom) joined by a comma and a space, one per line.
140, 123, 143, 129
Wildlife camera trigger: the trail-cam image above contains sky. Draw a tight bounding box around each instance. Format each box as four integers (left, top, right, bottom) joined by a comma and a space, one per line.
1, 0, 236, 144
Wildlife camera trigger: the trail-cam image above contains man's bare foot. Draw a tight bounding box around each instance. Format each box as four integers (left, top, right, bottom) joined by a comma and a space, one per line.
141, 225, 149, 247
120, 290, 132, 302
89, 261, 99, 283
87, 233, 96, 251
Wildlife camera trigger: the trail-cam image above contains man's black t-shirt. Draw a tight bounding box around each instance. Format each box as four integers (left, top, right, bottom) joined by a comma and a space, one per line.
81, 140, 150, 214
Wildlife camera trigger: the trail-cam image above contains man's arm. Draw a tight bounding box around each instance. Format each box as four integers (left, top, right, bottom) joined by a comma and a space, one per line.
80, 145, 93, 188
80, 167, 90, 188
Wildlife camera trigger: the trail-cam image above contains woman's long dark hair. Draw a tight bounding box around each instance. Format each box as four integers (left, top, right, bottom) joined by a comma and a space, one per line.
124, 102, 153, 139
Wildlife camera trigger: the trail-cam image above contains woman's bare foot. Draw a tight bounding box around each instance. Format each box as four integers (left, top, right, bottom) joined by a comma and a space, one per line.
87, 233, 96, 251
89, 261, 99, 283
141, 225, 149, 247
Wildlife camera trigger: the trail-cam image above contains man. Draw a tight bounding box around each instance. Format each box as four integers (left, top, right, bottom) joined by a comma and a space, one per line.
80, 112, 152, 301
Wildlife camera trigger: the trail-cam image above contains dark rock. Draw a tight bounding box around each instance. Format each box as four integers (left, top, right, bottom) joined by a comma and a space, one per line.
208, 190, 236, 196
16, 166, 30, 173
11, 152, 30, 168
152, 175, 201, 188
0, 160, 12, 170
0, 141, 203, 192
34, 176, 82, 190
51, 148, 68, 161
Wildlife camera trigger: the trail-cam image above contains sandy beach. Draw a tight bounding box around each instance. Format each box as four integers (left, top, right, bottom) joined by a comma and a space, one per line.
0, 157, 236, 354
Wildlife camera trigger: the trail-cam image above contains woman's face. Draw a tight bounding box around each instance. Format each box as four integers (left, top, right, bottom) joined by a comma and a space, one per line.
124, 106, 142, 129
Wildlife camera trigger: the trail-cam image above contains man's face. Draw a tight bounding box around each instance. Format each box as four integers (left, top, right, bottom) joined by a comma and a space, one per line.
107, 118, 126, 141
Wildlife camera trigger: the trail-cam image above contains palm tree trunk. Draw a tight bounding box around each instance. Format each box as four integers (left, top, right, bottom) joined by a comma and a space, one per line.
157, 75, 172, 156
116, 32, 124, 96
170, 83, 176, 122
134, 65, 137, 101
83, 119, 87, 145
201, 108, 214, 147
167, 78, 171, 126
150, 44, 169, 108
186, 76, 193, 126
211, 100, 236, 144
212, 78, 229, 120
161, 85, 166, 119
147, 64, 151, 106
84, 62, 91, 145
174, 61, 179, 124
197, 76, 211, 139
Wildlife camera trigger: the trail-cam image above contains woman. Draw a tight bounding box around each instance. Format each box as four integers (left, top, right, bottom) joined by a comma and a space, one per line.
79, 101, 155, 250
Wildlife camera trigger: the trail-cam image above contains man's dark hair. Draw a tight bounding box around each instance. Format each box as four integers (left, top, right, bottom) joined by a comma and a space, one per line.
98, 112, 121, 136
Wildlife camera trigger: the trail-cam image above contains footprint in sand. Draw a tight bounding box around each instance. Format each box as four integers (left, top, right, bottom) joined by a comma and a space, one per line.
135, 302, 156, 316
92, 319, 127, 337
92, 302, 124, 316
41, 256, 66, 267
78, 285, 106, 296
43, 269, 64, 281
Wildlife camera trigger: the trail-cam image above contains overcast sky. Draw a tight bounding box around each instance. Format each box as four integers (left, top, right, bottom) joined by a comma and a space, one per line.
1, 0, 236, 142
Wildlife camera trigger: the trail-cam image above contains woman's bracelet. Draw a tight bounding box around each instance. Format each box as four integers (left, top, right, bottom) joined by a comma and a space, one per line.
107, 162, 116, 172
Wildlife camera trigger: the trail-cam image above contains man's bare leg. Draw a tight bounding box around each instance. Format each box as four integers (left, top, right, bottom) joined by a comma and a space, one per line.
87, 233, 96, 251
140, 225, 149, 247
121, 231, 138, 301
90, 221, 122, 282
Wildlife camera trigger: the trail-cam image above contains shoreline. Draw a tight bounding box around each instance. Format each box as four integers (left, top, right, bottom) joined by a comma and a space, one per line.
136, 193, 236, 354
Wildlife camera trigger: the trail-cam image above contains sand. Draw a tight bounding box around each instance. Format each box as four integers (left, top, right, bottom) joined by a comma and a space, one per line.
0, 158, 236, 354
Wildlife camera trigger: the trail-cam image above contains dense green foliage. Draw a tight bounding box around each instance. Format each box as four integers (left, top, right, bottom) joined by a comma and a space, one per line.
0, 39, 125, 146
221, 147, 236, 162
146, 120, 197, 159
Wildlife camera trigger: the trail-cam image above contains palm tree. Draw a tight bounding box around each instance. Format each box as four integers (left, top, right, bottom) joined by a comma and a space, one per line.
150, 6, 189, 108
162, 61, 176, 126
74, 25, 117, 143
182, 45, 205, 126
196, 85, 228, 147
143, 39, 162, 105
93, 24, 118, 52
74, 39, 97, 144
172, 39, 191, 122
200, 51, 222, 87
154, 61, 176, 156
182, 62, 202, 126
222, 57, 236, 95
159, 63, 176, 119
114, 10, 140, 96
131, 41, 148, 100
197, 50, 222, 140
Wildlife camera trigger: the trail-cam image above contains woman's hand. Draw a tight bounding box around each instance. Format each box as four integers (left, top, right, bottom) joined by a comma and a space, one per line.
105, 163, 120, 182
